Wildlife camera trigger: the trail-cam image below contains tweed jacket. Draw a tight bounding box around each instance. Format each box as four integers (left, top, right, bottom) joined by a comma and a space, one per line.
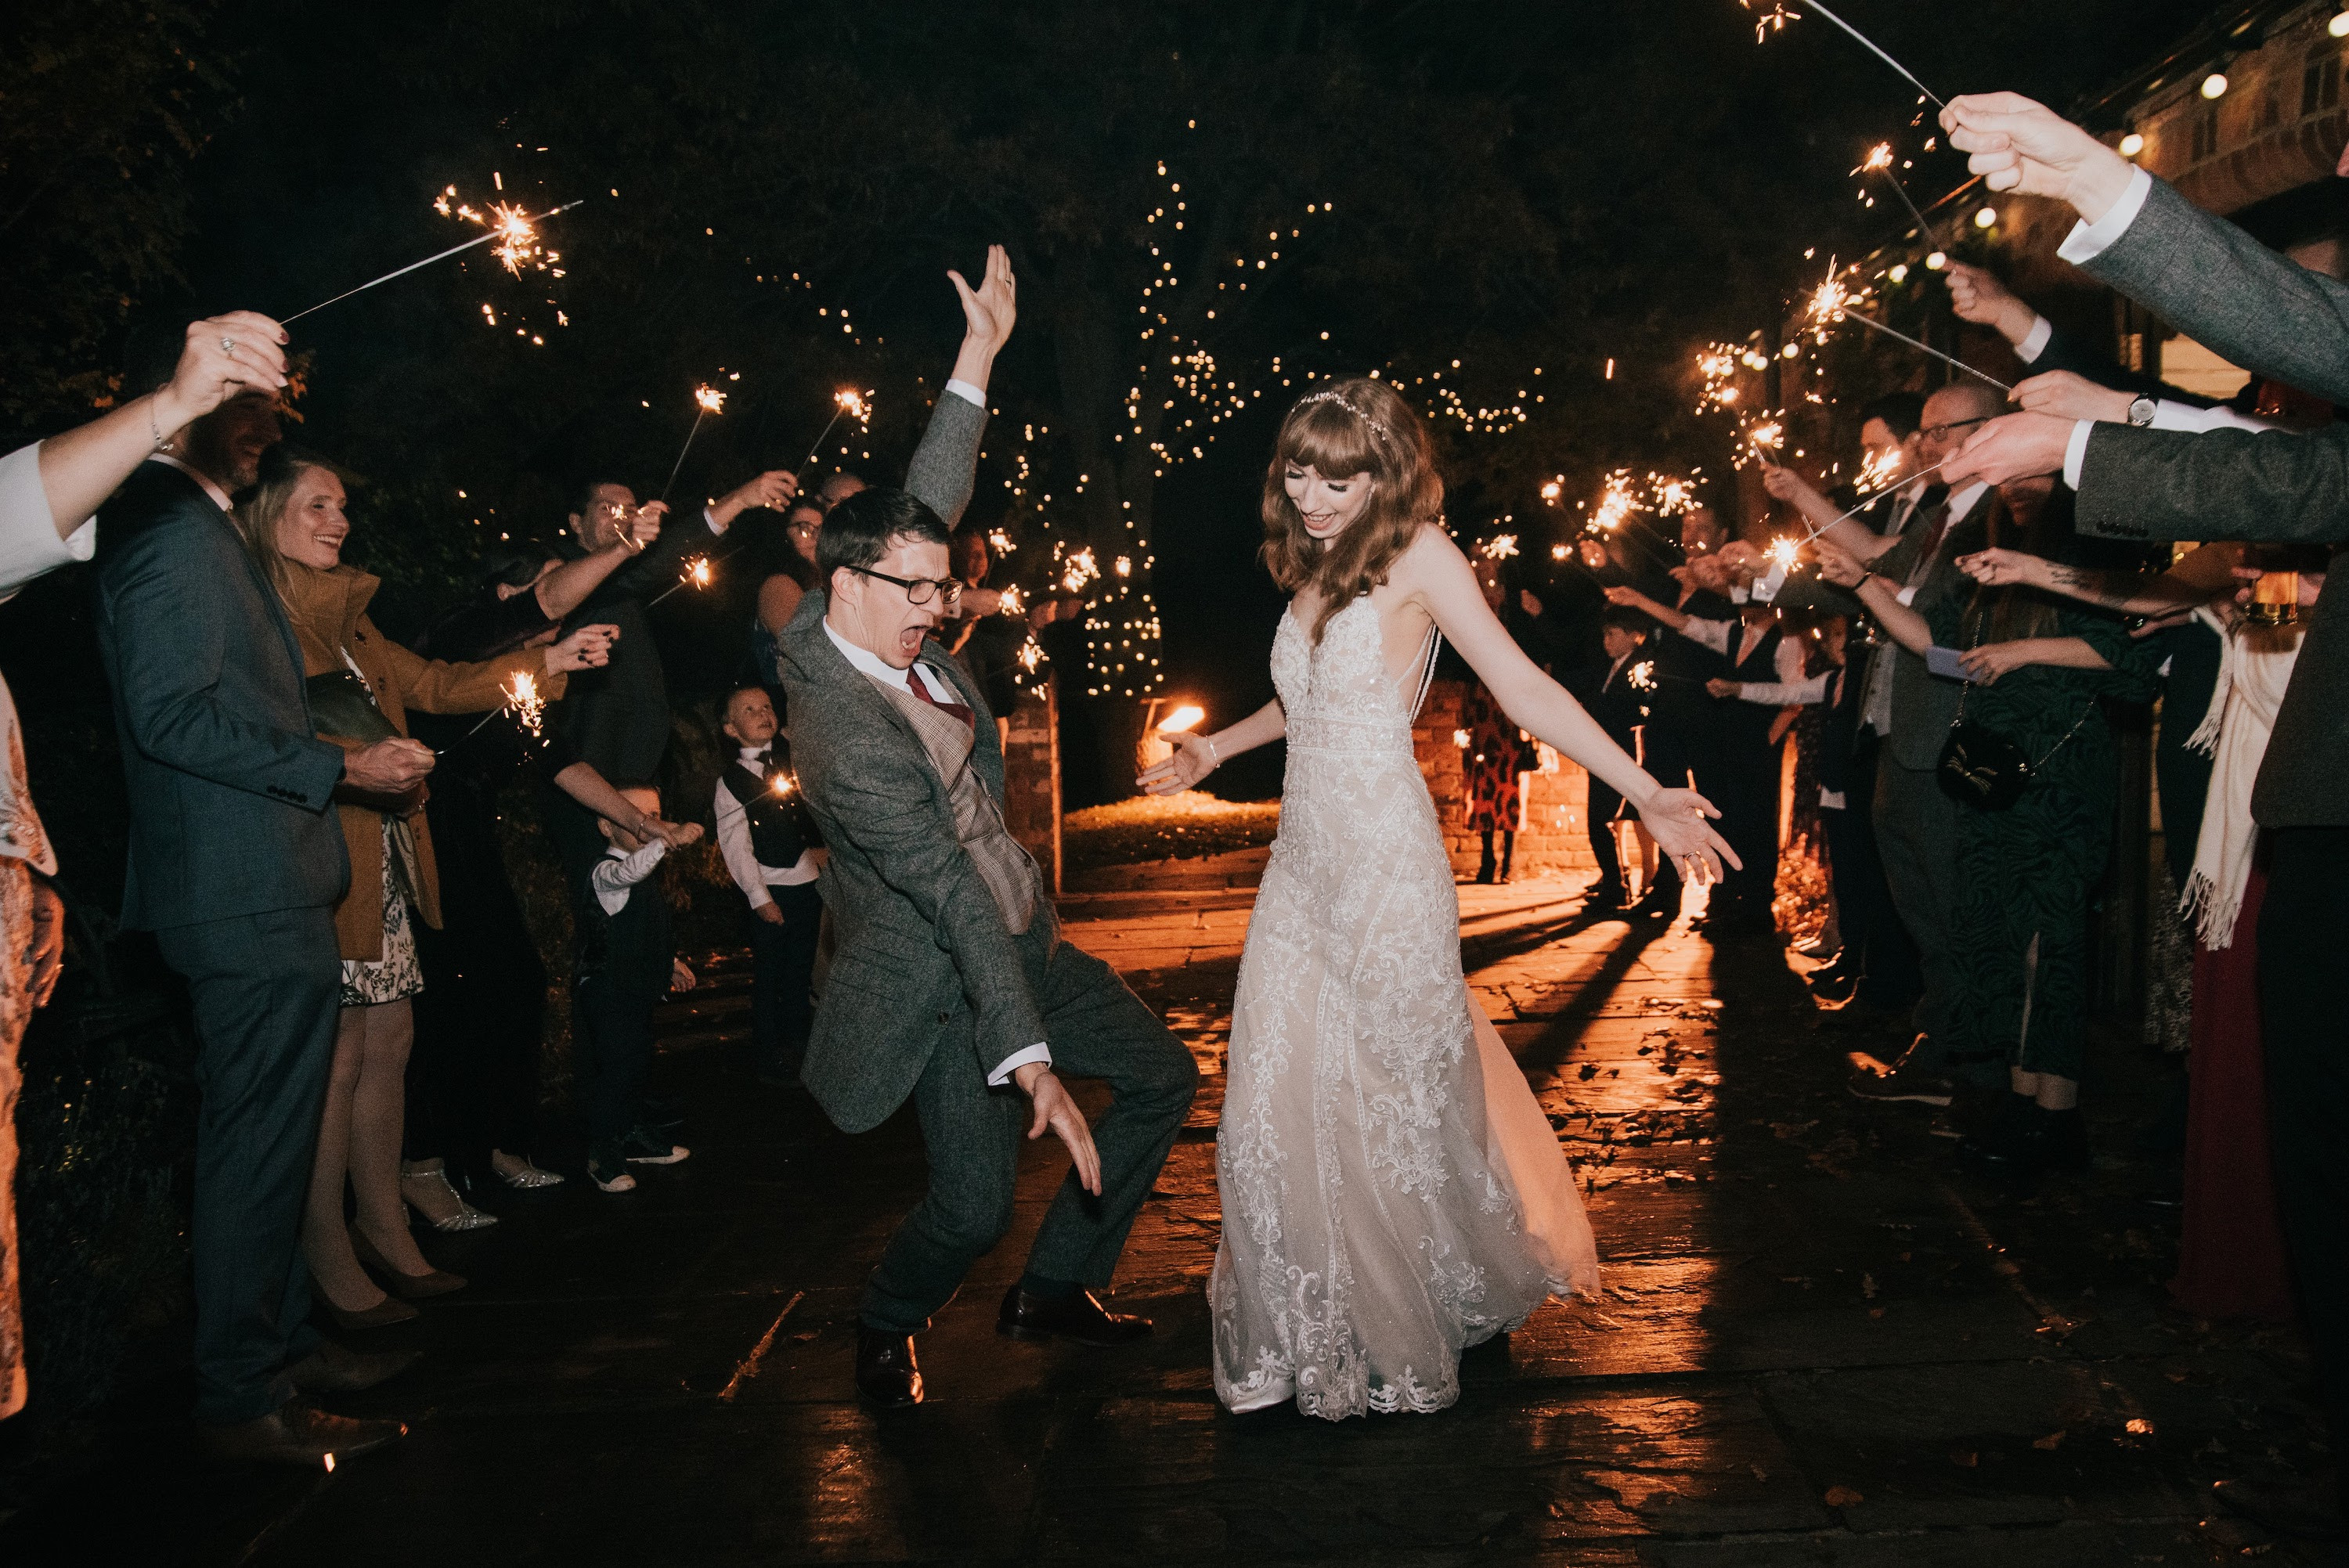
94, 463, 349, 930
274, 561, 558, 960
778, 588, 1053, 1133
2069, 174, 2349, 827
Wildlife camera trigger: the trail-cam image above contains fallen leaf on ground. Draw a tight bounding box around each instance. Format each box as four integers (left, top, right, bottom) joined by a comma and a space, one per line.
1823, 1484, 1864, 1507
2033, 1430, 2066, 1451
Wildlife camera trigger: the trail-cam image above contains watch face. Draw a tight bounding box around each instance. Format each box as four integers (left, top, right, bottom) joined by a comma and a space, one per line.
2130, 397, 2156, 426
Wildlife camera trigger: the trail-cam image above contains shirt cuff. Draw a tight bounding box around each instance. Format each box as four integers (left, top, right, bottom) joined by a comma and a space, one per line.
944, 377, 986, 409
987, 1043, 1052, 1087
2151, 399, 2279, 434
2056, 165, 2152, 265
702, 503, 726, 535
2015, 315, 2052, 364
2062, 420, 2095, 491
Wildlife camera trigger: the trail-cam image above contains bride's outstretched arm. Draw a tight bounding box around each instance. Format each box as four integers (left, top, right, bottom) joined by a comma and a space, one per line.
1137, 697, 1285, 795
1397, 528, 1738, 882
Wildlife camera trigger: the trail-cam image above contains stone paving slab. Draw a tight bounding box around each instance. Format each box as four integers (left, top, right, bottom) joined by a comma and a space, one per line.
0, 869, 2336, 1565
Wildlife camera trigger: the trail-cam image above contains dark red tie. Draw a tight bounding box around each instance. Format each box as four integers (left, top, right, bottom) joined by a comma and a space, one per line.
907, 669, 974, 730
1910, 499, 1954, 566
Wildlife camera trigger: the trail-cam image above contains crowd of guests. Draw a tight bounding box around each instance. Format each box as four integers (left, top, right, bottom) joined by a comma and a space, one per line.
1468, 94, 2341, 1540
0, 250, 1023, 1463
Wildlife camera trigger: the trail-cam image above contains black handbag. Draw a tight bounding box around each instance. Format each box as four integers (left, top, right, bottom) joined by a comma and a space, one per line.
1935, 670, 2095, 813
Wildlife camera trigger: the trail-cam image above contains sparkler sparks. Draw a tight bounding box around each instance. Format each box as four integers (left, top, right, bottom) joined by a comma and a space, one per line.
997, 584, 1026, 617
1628, 661, 1658, 694
282, 196, 586, 325
770, 770, 796, 798
662, 380, 728, 499
1854, 142, 1936, 240
1590, 469, 1647, 535
1734, 413, 1788, 470
1765, 536, 1801, 574
645, 552, 719, 607
694, 384, 727, 416
1857, 445, 1905, 489
449, 670, 547, 748
1062, 548, 1102, 595
1740, 1, 1800, 43
1481, 535, 1521, 560
1695, 343, 1742, 413
1649, 472, 1705, 516
798, 388, 876, 475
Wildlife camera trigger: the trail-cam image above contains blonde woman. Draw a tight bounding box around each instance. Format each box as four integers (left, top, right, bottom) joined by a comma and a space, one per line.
240, 446, 615, 1325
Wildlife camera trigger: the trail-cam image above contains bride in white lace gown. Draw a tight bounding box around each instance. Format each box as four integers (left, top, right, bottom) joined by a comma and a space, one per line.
1140, 377, 1736, 1420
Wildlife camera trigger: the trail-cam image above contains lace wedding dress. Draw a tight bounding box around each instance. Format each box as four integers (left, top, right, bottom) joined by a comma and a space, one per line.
1211, 595, 1599, 1420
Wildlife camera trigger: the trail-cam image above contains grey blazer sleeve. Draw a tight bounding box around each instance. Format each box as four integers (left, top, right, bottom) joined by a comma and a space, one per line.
99, 519, 345, 809
2086, 178, 2349, 407
2077, 422, 2349, 543
802, 726, 1045, 1072
904, 390, 986, 529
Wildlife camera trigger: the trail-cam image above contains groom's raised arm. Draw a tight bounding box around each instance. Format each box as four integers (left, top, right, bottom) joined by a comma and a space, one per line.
799, 736, 1045, 1077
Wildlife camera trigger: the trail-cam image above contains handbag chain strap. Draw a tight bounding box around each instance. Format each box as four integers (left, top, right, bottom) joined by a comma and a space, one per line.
1948, 622, 2097, 771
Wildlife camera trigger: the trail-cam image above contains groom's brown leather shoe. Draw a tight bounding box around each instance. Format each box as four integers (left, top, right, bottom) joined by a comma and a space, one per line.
200, 1401, 406, 1465
996, 1285, 1153, 1346
855, 1328, 924, 1408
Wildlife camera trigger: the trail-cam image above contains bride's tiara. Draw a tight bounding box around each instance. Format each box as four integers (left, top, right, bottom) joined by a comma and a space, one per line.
1295, 387, 1390, 444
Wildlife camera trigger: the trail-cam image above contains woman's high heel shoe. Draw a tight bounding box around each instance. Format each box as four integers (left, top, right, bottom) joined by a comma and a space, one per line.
401, 1162, 500, 1232
491, 1150, 565, 1190
326, 1293, 419, 1330
349, 1227, 467, 1300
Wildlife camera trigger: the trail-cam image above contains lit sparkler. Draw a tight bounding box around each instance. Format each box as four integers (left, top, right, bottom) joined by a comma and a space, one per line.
997, 584, 1026, 617
1806, 262, 2012, 391
1648, 472, 1704, 515
1765, 536, 1800, 574
449, 671, 547, 748
648, 553, 715, 607
1628, 661, 1658, 694
770, 770, 797, 798
1590, 468, 1647, 535
1481, 535, 1520, 560
1737, 414, 1788, 470
797, 388, 875, 476
1856, 142, 1936, 240
283, 196, 584, 325
1695, 344, 1741, 413
1745, 0, 1944, 107
661, 382, 727, 500
1062, 547, 1101, 594
1856, 444, 1904, 490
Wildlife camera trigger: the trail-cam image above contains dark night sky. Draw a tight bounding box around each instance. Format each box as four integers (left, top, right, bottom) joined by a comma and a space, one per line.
20, 0, 2235, 806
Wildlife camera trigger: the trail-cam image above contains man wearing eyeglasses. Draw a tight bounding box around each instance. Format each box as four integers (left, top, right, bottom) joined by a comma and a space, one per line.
777, 488, 1197, 1411
1814, 383, 2005, 1107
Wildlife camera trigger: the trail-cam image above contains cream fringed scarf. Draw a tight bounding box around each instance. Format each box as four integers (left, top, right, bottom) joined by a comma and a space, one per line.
2180, 607, 2303, 949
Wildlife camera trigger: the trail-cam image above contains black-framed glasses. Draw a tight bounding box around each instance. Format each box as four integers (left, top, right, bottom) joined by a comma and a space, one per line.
1920, 416, 1990, 442
849, 564, 963, 607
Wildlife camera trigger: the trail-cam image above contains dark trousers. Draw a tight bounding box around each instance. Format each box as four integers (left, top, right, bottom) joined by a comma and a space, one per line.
154, 907, 341, 1426
1873, 753, 1962, 1063
749, 881, 823, 1072
2257, 827, 2348, 1480
1825, 732, 1921, 1005
862, 932, 1198, 1334
1587, 780, 1627, 897
574, 891, 671, 1149
1715, 737, 1782, 917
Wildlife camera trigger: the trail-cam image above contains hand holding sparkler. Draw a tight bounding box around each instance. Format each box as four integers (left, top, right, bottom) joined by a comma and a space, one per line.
1937, 411, 2075, 488
1943, 261, 2040, 348
2012, 369, 2134, 426
543, 624, 619, 674
155, 312, 290, 427
345, 737, 436, 791
1939, 93, 2137, 223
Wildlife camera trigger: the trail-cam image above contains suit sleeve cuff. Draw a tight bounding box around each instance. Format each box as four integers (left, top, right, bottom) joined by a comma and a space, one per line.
2056, 166, 2152, 264
987, 1043, 1052, 1087
944, 378, 986, 409
2015, 315, 2052, 364
2062, 420, 2095, 490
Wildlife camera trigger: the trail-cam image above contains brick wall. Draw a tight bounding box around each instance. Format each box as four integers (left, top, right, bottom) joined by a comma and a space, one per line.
1001, 676, 1062, 896
1413, 679, 1598, 881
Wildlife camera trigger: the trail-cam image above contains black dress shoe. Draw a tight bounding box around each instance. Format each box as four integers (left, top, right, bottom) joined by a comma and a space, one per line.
200, 1401, 406, 1465
996, 1285, 1153, 1346
854, 1328, 924, 1408
287, 1341, 420, 1395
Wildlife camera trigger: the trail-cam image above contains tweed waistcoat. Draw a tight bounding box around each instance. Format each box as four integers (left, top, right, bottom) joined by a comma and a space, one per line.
865, 675, 1039, 933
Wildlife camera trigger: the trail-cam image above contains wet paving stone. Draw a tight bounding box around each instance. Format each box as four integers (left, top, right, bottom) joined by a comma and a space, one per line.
0, 872, 2335, 1564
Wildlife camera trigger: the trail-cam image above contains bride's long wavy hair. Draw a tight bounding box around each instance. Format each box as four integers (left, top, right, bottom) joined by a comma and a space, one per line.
1259, 377, 1443, 643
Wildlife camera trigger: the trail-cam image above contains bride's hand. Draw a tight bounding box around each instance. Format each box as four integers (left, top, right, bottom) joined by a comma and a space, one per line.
1636, 786, 1740, 885
1136, 730, 1218, 796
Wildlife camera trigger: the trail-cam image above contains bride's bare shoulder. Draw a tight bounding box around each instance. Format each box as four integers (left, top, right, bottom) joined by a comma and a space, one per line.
1387, 522, 1471, 589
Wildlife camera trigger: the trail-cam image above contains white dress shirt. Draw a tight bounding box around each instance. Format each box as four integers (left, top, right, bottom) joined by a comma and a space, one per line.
1679, 618, 1809, 685
590, 838, 669, 916
822, 616, 1049, 1087
714, 744, 821, 908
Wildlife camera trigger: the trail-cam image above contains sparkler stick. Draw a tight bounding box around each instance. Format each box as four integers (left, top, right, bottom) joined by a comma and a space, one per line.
662, 384, 727, 501
1842, 310, 2012, 392
282, 200, 583, 325
1860, 144, 1938, 242
1791, 0, 1943, 107
794, 389, 873, 478
444, 672, 546, 751
646, 552, 716, 607
1790, 454, 1953, 546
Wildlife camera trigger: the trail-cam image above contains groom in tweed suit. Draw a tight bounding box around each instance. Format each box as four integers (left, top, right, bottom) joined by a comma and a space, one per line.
778, 489, 1196, 1408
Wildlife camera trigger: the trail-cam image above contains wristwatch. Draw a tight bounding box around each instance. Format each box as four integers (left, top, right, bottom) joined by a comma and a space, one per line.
2126, 395, 2157, 427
